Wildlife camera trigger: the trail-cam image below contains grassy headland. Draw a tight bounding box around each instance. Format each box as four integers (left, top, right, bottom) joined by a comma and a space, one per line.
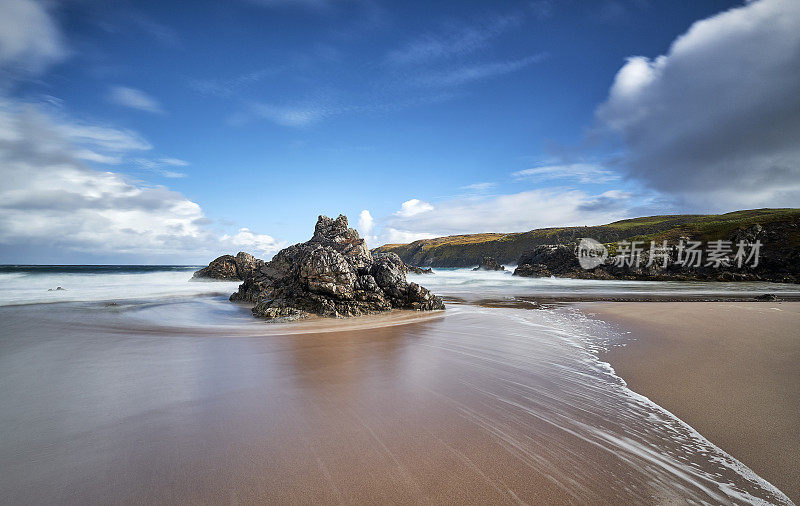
374, 208, 800, 267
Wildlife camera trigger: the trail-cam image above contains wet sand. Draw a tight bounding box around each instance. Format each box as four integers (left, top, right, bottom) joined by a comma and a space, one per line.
588, 302, 800, 502
0, 299, 791, 504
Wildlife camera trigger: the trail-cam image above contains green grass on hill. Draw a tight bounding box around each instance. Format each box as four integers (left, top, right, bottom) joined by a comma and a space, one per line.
373, 208, 800, 267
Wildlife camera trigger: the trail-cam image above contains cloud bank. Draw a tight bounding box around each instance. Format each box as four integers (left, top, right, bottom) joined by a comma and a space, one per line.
596, 0, 800, 209
0, 0, 64, 79
381, 189, 634, 244
0, 102, 284, 260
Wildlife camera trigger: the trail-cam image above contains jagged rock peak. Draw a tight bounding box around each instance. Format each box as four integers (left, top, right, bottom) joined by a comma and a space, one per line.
312, 214, 351, 242
229, 214, 445, 320
192, 251, 265, 281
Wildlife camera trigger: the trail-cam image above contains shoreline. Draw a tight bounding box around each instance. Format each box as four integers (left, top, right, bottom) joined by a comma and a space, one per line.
581, 301, 800, 503
0, 294, 793, 503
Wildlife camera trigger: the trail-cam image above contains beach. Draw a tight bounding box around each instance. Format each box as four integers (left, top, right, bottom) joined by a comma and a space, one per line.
589, 301, 800, 503
0, 267, 798, 504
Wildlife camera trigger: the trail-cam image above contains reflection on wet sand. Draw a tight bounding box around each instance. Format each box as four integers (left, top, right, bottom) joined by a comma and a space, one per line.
0, 300, 791, 504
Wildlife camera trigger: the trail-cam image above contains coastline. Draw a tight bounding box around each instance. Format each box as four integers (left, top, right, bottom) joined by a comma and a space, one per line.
1, 296, 791, 503
583, 301, 800, 503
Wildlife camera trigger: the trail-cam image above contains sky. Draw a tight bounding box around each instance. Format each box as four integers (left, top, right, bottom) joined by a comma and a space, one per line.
0, 0, 798, 264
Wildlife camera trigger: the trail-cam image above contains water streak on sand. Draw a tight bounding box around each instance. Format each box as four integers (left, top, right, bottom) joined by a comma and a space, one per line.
0, 293, 792, 504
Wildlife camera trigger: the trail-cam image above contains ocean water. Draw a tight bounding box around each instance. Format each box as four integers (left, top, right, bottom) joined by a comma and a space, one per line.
408, 267, 800, 300
2, 265, 798, 307
0, 265, 241, 307
0, 265, 796, 503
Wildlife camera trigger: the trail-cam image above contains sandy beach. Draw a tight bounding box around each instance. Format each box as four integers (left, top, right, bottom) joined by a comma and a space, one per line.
588, 302, 800, 502
1, 297, 791, 504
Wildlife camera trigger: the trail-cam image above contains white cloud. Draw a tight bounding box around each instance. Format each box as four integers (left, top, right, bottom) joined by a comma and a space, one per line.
0, 101, 280, 261
60, 121, 152, 152
0, 0, 65, 78
596, 0, 800, 209
395, 198, 434, 218
74, 150, 122, 165
108, 86, 165, 114
382, 189, 634, 243
220, 228, 286, 255
382, 228, 438, 245
134, 158, 190, 178
460, 182, 496, 192
513, 163, 619, 184
357, 209, 374, 234
357, 209, 378, 247
415, 54, 546, 88
241, 102, 331, 127
386, 14, 522, 66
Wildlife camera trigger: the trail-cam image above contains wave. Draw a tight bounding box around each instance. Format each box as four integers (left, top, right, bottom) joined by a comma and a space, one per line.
0, 264, 201, 274
409, 267, 800, 300
0, 268, 240, 307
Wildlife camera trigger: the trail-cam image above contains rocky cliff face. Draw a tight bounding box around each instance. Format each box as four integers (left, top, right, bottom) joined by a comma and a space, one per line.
374, 209, 800, 271
514, 223, 800, 283
473, 256, 505, 271
193, 252, 264, 281
230, 215, 444, 320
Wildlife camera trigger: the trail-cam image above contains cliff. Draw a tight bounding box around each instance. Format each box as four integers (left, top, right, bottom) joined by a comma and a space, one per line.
373, 209, 800, 273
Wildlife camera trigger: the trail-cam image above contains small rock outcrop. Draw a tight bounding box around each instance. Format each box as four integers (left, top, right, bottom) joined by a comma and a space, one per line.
473, 256, 505, 271
230, 215, 445, 320
193, 252, 265, 281
374, 252, 433, 274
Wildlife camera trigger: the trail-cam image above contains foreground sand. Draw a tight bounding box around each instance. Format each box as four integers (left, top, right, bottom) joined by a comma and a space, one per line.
2, 300, 789, 504
585, 301, 800, 502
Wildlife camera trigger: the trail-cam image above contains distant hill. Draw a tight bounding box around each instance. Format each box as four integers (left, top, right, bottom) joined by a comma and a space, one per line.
373, 208, 800, 268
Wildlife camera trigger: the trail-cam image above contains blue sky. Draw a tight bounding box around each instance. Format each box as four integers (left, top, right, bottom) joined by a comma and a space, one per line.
0, 0, 798, 263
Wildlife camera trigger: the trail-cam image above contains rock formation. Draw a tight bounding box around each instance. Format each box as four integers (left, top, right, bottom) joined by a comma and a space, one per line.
230, 215, 445, 320
473, 256, 505, 271
513, 222, 800, 283
193, 252, 264, 281
373, 252, 433, 274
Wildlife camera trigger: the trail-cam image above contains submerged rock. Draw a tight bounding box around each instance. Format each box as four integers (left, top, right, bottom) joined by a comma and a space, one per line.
231, 215, 445, 320
193, 251, 264, 281
473, 256, 505, 271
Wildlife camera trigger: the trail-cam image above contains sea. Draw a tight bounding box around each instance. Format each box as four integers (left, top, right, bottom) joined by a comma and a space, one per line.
0, 265, 797, 504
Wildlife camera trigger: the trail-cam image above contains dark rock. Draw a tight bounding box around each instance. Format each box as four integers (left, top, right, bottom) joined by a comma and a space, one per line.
374, 251, 433, 274
193, 251, 265, 281
756, 293, 778, 301
473, 256, 505, 271
513, 263, 552, 277
193, 255, 238, 280
514, 246, 579, 278
231, 215, 445, 320
512, 220, 800, 283
233, 252, 263, 279
48, 286, 66, 291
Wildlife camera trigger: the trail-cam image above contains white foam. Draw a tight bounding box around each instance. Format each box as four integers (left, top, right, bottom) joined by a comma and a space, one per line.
409, 267, 800, 300
0, 270, 240, 306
